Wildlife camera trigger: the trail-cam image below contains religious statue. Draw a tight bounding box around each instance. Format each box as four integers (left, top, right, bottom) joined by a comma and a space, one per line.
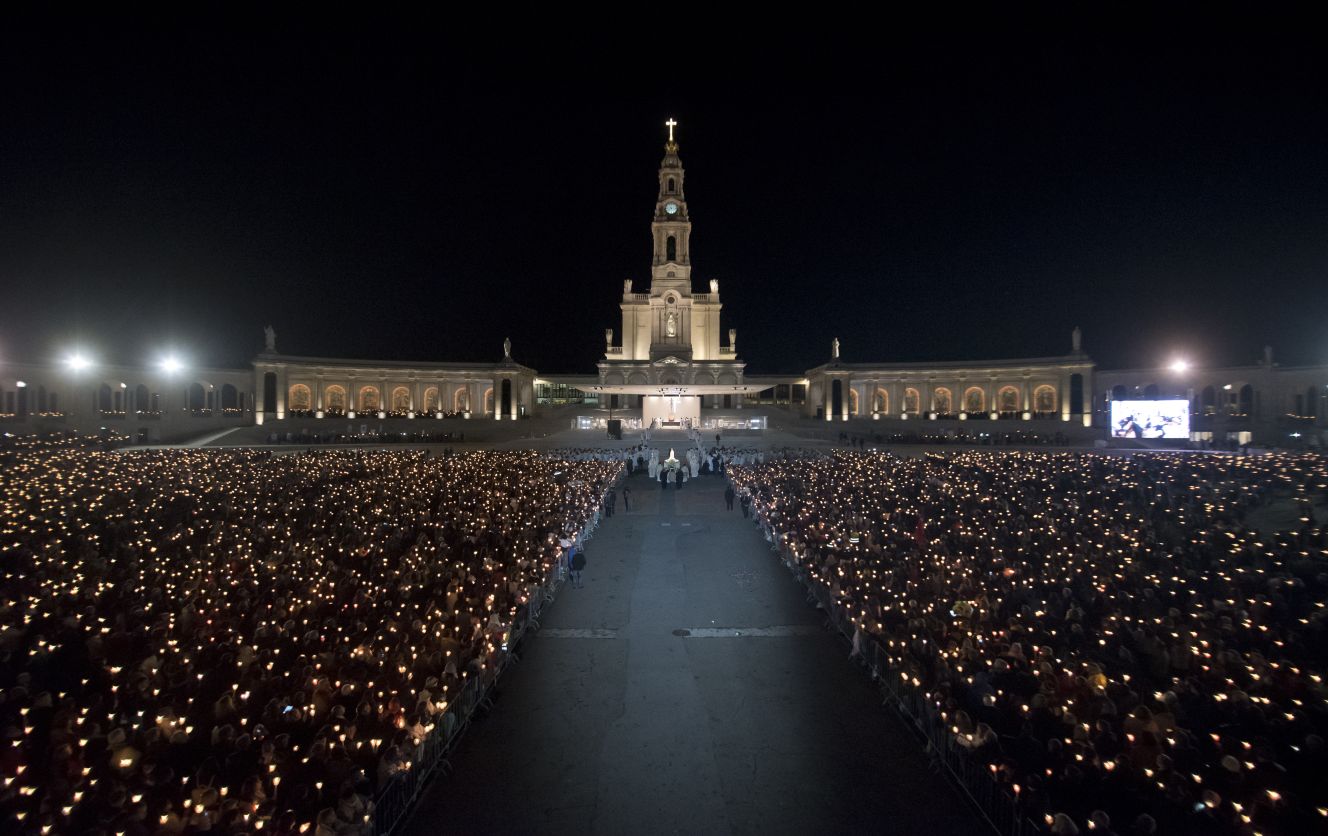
665, 309, 678, 337
832, 337, 840, 359
1072, 326, 1082, 354
710, 279, 719, 294
605, 328, 614, 350
263, 325, 276, 353
729, 328, 737, 352
623, 279, 633, 294
503, 337, 512, 359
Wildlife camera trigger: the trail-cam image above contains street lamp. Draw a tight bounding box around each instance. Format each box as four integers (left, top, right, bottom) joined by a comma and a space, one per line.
159, 356, 183, 374
66, 353, 91, 371
1168, 359, 1190, 374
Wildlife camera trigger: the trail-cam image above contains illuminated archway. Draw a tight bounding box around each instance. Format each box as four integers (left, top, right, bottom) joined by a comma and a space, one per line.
359, 386, 381, 413
391, 386, 411, 414
873, 387, 889, 414
963, 387, 984, 414
933, 387, 952, 415
997, 386, 1019, 415
903, 387, 920, 415
1034, 385, 1057, 415
288, 384, 312, 412
423, 387, 440, 413
325, 385, 347, 414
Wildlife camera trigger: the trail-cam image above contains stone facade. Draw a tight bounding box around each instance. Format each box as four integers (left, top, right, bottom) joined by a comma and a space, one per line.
4, 122, 1326, 446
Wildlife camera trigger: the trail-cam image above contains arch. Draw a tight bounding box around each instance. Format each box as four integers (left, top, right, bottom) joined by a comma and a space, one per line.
716, 371, 738, 385
667, 177, 676, 194
1306, 385, 1319, 418
831, 379, 844, 417
873, 387, 889, 414
1238, 384, 1254, 416
1142, 383, 1159, 400
1200, 385, 1217, 415
666, 235, 677, 261
1034, 385, 1057, 414
627, 371, 649, 385
848, 388, 859, 416
604, 372, 625, 385
903, 387, 921, 415
187, 382, 209, 413
454, 387, 471, 413
221, 383, 238, 411
1111, 384, 1127, 402
482, 387, 494, 416
358, 386, 381, 413
325, 385, 347, 414
933, 387, 952, 416
391, 386, 411, 413
500, 379, 512, 417
288, 384, 312, 412
963, 386, 984, 415
998, 385, 1020, 414
134, 384, 150, 414
423, 387, 440, 413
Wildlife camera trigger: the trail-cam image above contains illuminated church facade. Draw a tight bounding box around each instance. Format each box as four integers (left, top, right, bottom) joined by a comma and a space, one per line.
1, 120, 1325, 446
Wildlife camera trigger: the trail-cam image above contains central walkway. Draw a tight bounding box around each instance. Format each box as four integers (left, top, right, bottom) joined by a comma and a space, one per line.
405, 471, 980, 835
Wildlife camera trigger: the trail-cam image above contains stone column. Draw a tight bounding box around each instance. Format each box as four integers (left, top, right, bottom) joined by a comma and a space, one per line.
1060, 373, 1071, 422
254, 367, 266, 422
275, 366, 287, 420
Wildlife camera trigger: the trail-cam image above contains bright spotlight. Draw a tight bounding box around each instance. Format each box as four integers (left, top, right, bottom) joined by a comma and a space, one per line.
66, 353, 91, 371
160, 356, 183, 374
1168, 359, 1189, 373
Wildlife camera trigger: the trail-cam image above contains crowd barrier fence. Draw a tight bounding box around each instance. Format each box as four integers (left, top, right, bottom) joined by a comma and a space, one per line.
370, 472, 618, 835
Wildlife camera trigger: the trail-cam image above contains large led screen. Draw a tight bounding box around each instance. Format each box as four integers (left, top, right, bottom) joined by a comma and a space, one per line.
1110, 400, 1190, 439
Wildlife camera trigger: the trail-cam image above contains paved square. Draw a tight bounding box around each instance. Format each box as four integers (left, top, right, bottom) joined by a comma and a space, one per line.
404, 473, 980, 836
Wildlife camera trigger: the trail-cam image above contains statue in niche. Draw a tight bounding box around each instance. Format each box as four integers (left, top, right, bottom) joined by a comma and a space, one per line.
665, 309, 678, 337
263, 325, 276, 353
503, 337, 512, 359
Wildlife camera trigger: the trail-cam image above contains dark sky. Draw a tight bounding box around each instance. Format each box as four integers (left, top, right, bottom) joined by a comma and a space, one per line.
3, 20, 1327, 374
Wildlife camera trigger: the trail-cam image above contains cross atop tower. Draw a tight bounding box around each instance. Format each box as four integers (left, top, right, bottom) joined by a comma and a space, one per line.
665, 118, 677, 142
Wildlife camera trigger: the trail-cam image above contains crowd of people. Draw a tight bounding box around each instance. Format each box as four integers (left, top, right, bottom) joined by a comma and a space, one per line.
0, 440, 620, 835
836, 429, 1076, 448
261, 429, 466, 445
728, 450, 1328, 835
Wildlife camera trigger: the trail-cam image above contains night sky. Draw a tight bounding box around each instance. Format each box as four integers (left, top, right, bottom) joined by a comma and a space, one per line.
3, 21, 1327, 375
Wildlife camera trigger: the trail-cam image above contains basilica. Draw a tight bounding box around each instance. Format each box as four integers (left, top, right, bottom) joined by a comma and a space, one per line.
2, 121, 1325, 447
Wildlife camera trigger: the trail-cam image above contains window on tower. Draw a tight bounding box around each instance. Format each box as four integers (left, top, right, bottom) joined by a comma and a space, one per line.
666, 235, 677, 261
667, 177, 675, 193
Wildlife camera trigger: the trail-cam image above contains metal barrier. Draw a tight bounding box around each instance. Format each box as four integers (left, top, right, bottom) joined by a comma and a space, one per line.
370, 476, 618, 835
754, 514, 1043, 836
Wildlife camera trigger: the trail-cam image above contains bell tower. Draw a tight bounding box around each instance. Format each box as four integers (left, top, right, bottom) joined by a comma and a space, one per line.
651, 118, 692, 293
